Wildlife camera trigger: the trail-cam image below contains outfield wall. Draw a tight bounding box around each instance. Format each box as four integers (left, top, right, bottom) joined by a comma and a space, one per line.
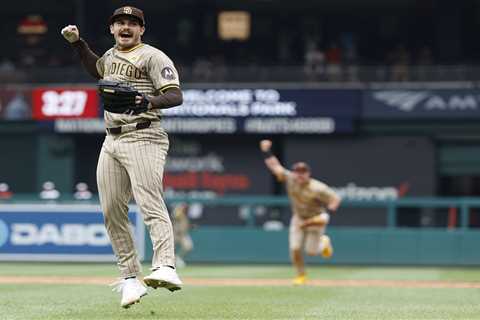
1, 200, 480, 265
145, 227, 480, 266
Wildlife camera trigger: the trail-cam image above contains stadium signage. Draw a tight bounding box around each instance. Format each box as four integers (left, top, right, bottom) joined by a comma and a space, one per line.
51, 88, 357, 134
164, 150, 256, 194
163, 138, 272, 200
0, 204, 144, 262
160, 88, 357, 134
331, 182, 410, 201
10, 223, 109, 246
32, 88, 99, 120
162, 117, 342, 134
364, 89, 480, 118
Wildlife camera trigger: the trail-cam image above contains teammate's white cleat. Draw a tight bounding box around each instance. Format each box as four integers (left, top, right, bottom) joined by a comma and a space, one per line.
111, 278, 148, 308
144, 266, 182, 292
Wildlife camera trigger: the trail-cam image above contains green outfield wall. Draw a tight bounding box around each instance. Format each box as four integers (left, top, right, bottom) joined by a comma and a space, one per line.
2, 196, 480, 265
143, 196, 480, 265
145, 227, 480, 266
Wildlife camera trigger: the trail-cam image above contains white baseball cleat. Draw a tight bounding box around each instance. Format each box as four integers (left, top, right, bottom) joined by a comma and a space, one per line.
111, 278, 148, 308
144, 266, 182, 292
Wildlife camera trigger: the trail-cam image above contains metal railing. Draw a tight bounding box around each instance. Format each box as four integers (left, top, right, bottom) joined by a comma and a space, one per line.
2, 65, 480, 83
2, 195, 480, 229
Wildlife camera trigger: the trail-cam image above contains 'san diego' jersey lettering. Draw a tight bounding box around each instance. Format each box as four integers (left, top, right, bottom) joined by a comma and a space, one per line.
96, 43, 180, 127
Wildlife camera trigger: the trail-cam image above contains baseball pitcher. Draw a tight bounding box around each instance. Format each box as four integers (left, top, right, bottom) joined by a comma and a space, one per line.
61, 6, 183, 308
259, 139, 341, 285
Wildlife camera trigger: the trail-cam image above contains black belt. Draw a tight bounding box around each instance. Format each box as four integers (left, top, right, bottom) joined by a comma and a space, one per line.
107, 121, 152, 135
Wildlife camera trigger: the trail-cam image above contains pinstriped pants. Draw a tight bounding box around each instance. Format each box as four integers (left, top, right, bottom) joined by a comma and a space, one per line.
96, 126, 175, 278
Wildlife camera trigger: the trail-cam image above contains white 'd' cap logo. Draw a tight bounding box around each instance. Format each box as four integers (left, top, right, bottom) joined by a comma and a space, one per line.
123, 7, 133, 14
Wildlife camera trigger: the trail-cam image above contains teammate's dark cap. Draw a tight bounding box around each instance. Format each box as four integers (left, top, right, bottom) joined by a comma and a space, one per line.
109, 6, 145, 26
292, 162, 310, 173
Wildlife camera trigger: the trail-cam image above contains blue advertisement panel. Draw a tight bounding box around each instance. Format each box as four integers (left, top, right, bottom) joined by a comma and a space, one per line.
161, 116, 353, 134
0, 204, 144, 261
162, 88, 359, 134
363, 89, 480, 119
52, 88, 359, 134
170, 89, 360, 117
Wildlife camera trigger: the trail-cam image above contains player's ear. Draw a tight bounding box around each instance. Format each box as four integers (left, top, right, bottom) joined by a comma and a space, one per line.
140, 26, 145, 36
109, 24, 114, 35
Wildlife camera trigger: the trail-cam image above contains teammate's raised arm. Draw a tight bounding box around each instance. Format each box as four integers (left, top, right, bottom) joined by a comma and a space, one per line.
259, 139, 286, 181
61, 25, 101, 79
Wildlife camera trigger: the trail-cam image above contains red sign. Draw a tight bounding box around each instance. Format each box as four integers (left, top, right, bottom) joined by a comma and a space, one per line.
164, 171, 251, 194
32, 88, 99, 120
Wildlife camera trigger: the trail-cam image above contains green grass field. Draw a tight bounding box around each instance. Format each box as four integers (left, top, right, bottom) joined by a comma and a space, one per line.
1, 262, 480, 319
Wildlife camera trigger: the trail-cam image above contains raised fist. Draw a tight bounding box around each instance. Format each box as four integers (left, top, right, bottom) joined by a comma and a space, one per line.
61, 25, 80, 43
259, 139, 272, 152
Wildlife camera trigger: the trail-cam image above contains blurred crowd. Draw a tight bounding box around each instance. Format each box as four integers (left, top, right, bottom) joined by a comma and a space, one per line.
0, 37, 435, 83
0, 181, 94, 201
0, 31, 434, 82
0, 14, 441, 83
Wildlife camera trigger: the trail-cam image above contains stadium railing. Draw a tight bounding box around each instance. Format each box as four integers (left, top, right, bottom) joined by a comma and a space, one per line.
1, 65, 480, 83
2, 195, 480, 229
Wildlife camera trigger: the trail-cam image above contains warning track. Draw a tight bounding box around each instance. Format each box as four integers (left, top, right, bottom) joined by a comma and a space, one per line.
1, 276, 479, 288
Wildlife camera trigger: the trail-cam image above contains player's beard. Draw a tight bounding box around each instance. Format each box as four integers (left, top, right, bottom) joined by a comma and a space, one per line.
116, 33, 141, 50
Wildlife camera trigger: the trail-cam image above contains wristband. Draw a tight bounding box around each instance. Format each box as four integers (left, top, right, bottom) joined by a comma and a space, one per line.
262, 150, 274, 159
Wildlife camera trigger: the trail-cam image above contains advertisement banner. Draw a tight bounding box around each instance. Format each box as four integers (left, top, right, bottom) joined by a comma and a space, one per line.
363, 89, 480, 118
53, 117, 353, 134
161, 88, 358, 134
53, 88, 358, 134
165, 137, 271, 196
163, 137, 272, 225
169, 89, 359, 117
0, 204, 144, 261
32, 87, 99, 120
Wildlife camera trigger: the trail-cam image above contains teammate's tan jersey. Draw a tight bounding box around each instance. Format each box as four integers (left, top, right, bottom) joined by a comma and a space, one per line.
284, 170, 338, 219
96, 43, 180, 127
173, 206, 190, 237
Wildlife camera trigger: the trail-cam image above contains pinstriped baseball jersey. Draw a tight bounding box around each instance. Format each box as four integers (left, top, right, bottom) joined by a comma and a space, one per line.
96, 43, 180, 127
284, 170, 338, 219
95, 42, 180, 278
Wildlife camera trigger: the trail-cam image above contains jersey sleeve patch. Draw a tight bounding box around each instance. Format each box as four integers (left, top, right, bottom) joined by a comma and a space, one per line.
161, 67, 176, 80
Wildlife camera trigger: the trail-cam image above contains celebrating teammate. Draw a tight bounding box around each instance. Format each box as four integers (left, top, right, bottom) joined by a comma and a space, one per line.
259, 139, 341, 285
61, 6, 183, 308
172, 203, 194, 268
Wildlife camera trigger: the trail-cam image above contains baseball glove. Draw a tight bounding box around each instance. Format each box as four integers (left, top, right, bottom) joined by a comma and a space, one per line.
97, 80, 149, 115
